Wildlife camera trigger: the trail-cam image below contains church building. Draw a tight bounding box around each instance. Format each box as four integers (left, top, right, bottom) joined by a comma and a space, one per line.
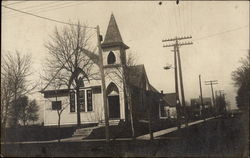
41, 14, 164, 126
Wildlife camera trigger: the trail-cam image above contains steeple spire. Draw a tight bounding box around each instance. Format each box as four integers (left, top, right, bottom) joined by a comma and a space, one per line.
101, 14, 129, 49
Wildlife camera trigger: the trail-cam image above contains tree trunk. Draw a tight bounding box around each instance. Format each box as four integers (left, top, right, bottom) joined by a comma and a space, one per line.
123, 66, 135, 139
58, 111, 61, 143
76, 85, 81, 127
127, 87, 135, 139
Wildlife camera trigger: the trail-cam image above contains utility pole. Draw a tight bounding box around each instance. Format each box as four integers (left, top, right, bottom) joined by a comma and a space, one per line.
199, 75, 205, 121
217, 90, 225, 113
163, 36, 192, 127
173, 47, 181, 129
96, 25, 110, 142
205, 80, 218, 115
164, 48, 181, 129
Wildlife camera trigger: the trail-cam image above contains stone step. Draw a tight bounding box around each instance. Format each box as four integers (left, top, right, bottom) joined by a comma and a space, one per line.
98, 119, 120, 126
72, 127, 95, 137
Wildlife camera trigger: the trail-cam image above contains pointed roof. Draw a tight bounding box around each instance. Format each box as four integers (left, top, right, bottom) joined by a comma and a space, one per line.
127, 64, 159, 93
101, 14, 129, 49
163, 93, 177, 107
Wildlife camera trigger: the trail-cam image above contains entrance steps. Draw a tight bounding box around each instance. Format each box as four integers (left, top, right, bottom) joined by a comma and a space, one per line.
72, 120, 121, 138
98, 119, 121, 127
72, 126, 99, 137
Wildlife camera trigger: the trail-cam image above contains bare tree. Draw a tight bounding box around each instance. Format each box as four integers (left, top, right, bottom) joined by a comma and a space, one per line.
27, 99, 39, 125
43, 22, 97, 127
1, 51, 35, 128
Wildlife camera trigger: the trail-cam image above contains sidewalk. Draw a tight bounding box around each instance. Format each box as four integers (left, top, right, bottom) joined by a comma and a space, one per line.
1, 116, 219, 144
136, 116, 218, 140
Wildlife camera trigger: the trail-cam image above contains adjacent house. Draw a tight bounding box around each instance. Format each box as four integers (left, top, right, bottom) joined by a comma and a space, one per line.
190, 97, 212, 116
159, 92, 177, 119
41, 14, 162, 126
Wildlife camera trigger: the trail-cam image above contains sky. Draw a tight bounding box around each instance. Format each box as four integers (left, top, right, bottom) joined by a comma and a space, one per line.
2, 1, 249, 112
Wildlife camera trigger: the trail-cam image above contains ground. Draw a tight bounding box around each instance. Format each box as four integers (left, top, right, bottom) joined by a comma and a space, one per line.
1, 112, 248, 157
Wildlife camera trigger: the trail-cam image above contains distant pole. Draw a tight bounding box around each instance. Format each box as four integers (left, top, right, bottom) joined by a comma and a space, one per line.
96, 25, 110, 142
205, 80, 218, 116
199, 75, 205, 121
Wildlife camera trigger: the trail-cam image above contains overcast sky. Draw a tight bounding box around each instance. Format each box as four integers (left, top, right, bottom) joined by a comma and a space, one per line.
2, 1, 249, 110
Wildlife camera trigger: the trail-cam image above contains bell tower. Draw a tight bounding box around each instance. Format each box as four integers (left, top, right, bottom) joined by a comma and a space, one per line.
101, 14, 129, 120
101, 13, 129, 67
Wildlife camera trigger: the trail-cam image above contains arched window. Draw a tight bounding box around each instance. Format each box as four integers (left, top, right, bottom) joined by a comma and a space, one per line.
107, 82, 119, 96
107, 51, 116, 64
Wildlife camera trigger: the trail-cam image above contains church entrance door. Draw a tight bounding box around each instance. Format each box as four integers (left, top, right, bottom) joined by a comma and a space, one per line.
108, 95, 120, 119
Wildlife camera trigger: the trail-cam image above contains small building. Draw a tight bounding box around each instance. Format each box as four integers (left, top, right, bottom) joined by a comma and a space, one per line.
41, 14, 161, 126
159, 92, 177, 119
190, 97, 212, 116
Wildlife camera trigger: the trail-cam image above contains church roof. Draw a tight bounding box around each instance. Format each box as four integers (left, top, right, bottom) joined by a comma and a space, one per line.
128, 64, 145, 88
163, 93, 177, 107
128, 64, 158, 93
101, 14, 129, 49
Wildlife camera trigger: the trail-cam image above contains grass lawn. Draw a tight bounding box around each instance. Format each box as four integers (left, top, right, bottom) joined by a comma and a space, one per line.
1, 123, 97, 142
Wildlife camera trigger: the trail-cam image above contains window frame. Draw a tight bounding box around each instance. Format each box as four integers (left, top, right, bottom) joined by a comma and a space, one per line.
87, 89, 93, 112
107, 51, 116, 64
52, 101, 62, 110
70, 91, 76, 112
69, 89, 94, 113
79, 90, 85, 112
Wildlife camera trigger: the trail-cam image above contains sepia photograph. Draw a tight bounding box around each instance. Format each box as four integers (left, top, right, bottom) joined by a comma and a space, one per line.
1, 0, 249, 157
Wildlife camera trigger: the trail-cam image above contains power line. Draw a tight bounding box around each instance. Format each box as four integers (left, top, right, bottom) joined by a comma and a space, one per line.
6, 1, 79, 18
7, 1, 59, 12
5, 1, 26, 6
3, 1, 59, 17
2, 5, 96, 29
194, 25, 249, 41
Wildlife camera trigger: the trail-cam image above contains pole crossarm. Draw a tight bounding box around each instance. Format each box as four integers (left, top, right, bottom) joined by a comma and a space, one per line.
205, 82, 218, 85
205, 80, 218, 83
162, 36, 192, 42
163, 41, 193, 48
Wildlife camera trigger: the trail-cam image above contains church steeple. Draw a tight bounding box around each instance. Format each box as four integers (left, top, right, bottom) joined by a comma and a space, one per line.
101, 14, 129, 49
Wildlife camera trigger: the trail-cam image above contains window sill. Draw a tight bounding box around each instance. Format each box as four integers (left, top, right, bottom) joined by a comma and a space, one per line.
69, 111, 94, 114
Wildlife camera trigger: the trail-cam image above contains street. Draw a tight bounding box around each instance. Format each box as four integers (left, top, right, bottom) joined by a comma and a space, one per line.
1, 112, 248, 157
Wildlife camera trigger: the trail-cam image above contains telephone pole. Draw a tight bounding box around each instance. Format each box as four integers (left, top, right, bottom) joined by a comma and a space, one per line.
164, 48, 181, 129
162, 36, 193, 127
217, 90, 226, 113
205, 80, 218, 115
96, 25, 110, 142
199, 75, 205, 121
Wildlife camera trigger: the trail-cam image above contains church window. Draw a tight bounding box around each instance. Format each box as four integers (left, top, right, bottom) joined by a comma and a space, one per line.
52, 101, 62, 110
70, 92, 75, 112
87, 90, 93, 111
107, 51, 116, 64
79, 90, 85, 112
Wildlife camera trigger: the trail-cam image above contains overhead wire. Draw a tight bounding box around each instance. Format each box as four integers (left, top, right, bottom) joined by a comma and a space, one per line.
193, 25, 249, 41
173, 4, 179, 36
2, 5, 97, 29
159, 2, 172, 38
177, 5, 184, 36
3, 1, 55, 16
154, 2, 168, 38
4, 1, 26, 6
5, 1, 80, 19
34, 1, 88, 15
